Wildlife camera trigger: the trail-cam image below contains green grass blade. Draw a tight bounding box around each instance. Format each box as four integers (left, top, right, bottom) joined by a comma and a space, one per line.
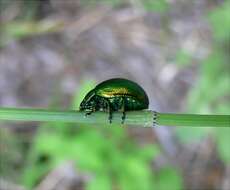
0, 108, 229, 127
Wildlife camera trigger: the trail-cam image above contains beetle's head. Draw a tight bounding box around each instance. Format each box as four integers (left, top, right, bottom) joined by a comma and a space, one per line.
79, 90, 96, 113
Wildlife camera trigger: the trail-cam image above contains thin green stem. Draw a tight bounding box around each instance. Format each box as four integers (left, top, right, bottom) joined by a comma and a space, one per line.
0, 107, 229, 127
0, 107, 153, 127
157, 113, 230, 127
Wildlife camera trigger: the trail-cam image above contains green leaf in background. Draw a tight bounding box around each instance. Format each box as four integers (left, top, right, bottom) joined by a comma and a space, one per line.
175, 49, 192, 66
121, 157, 154, 190
87, 174, 112, 190
187, 51, 229, 114
155, 167, 183, 190
208, 1, 230, 41
216, 128, 230, 163
141, 0, 169, 13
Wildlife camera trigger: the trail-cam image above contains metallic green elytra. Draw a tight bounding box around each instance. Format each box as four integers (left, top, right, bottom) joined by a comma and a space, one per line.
79, 78, 149, 123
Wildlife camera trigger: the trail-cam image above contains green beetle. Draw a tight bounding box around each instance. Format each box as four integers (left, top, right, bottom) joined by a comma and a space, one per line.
79, 78, 149, 123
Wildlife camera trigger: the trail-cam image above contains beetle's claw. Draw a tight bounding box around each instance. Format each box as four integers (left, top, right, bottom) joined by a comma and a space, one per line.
109, 112, 112, 124
121, 111, 126, 124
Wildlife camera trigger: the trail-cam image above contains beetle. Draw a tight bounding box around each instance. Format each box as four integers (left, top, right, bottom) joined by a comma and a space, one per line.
79, 78, 149, 123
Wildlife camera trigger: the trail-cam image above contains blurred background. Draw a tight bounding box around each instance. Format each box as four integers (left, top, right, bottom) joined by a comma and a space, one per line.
0, 0, 230, 190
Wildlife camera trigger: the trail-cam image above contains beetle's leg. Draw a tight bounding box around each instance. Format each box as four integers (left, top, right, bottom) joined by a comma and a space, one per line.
104, 98, 112, 124
121, 97, 126, 124
109, 108, 113, 124
108, 102, 113, 124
